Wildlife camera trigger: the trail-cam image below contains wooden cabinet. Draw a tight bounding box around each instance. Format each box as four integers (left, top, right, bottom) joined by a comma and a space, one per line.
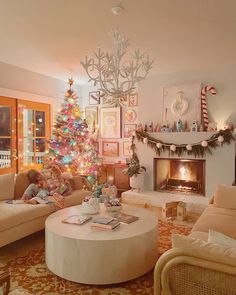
98, 163, 130, 196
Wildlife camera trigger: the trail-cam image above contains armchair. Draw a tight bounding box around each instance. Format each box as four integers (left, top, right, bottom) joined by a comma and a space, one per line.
154, 247, 236, 295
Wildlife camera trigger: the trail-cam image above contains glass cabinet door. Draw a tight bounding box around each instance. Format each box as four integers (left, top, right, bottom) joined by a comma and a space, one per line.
0, 97, 17, 174
18, 100, 50, 172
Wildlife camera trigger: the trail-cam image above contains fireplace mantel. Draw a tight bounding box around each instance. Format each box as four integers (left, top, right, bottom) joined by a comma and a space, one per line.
135, 132, 235, 198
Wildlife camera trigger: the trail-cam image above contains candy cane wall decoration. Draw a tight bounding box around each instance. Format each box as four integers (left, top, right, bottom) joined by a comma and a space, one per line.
201, 85, 217, 130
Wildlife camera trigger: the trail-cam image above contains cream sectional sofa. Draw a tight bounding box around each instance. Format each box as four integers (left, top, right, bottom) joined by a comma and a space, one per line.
154, 184, 236, 295
0, 173, 91, 248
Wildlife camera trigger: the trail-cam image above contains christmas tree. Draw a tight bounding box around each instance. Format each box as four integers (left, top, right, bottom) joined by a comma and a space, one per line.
45, 78, 101, 179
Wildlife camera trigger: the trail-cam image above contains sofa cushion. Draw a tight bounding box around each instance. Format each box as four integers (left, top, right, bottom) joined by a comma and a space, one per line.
64, 189, 91, 207
0, 201, 55, 232
68, 176, 92, 191
14, 173, 30, 199
208, 229, 236, 247
68, 176, 83, 190
172, 234, 236, 261
189, 231, 208, 241
0, 173, 15, 201
214, 184, 236, 210
191, 205, 236, 239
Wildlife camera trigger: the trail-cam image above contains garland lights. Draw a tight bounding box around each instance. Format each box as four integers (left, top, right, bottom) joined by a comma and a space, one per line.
133, 129, 235, 157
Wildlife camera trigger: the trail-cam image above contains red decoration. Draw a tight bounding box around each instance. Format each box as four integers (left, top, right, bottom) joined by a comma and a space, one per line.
201, 85, 217, 131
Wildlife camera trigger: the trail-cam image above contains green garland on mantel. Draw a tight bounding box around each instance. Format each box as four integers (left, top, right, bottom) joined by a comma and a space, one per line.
134, 129, 235, 157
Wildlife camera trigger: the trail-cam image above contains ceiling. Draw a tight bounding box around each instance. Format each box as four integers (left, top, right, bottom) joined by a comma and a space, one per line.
0, 0, 236, 85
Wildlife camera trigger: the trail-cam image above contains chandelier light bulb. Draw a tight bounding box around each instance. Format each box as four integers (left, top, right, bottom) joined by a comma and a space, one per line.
156, 142, 162, 149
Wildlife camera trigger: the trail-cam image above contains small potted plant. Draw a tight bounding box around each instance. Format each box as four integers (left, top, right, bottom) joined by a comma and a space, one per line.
123, 152, 146, 192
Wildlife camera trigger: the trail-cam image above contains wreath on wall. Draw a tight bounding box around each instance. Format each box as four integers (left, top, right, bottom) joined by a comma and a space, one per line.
131, 128, 235, 158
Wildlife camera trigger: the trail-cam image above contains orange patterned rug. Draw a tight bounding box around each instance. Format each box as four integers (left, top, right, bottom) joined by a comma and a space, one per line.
0, 220, 191, 295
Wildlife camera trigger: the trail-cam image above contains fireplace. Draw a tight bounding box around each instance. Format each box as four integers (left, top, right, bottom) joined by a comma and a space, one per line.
154, 158, 206, 196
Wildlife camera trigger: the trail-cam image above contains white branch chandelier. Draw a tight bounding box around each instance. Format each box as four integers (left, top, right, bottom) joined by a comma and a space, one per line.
81, 30, 154, 106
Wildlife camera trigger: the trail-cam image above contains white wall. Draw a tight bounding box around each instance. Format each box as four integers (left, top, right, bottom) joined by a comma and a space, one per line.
138, 64, 236, 128
81, 64, 236, 194
136, 64, 236, 196
0, 62, 81, 122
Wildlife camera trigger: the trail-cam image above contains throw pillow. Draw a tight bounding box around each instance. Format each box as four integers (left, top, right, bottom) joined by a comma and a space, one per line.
213, 184, 236, 210
68, 176, 83, 190
208, 229, 236, 247
0, 173, 15, 201
172, 233, 236, 260
14, 173, 30, 199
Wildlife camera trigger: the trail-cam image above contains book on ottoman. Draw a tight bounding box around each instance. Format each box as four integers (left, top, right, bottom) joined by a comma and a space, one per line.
91, 217, 120, 230
112, 212, 139, 224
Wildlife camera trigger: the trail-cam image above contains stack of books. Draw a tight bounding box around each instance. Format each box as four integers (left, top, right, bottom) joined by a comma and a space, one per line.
91, 217, 120, 231
112, 212, 139, 224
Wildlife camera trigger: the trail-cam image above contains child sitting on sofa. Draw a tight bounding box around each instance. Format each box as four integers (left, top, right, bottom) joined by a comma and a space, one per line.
21, 169, 49, 203
47, 165, 72, 196
21, 167, 72, 208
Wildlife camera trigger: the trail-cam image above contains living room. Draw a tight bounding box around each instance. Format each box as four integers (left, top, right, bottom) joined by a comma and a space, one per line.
1, 0, 236, 294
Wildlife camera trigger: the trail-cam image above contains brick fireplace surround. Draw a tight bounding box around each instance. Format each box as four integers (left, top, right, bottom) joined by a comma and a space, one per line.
122, 132, 235, 214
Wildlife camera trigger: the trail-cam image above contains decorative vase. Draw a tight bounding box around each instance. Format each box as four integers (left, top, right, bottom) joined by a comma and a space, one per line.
81, 197, 100, 214
130, 173, 145, 192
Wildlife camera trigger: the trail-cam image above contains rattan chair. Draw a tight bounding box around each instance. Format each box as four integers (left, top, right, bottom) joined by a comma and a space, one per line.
154, 248, 236, 295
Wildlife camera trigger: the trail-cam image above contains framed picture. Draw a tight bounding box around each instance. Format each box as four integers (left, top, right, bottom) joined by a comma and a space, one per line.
100, 107, 121, 138
128, 93, 138, 107
124, 108, 138, 123
102, 141, 119, 157
85, 106, 98, 133
124, 124, 137, 138
89, 91, 100, 105
123, 141, 132, 157
162, 82, 201, 125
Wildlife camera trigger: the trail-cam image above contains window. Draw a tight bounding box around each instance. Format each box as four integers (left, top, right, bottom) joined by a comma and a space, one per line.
18, 100, 51, 172
0, 97, 51, 174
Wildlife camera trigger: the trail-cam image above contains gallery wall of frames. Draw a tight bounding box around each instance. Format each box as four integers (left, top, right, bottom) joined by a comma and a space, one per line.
85, 91, 138, 162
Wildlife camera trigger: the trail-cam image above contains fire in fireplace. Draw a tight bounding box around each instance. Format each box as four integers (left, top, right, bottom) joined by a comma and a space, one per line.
154, 158, 206, 195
